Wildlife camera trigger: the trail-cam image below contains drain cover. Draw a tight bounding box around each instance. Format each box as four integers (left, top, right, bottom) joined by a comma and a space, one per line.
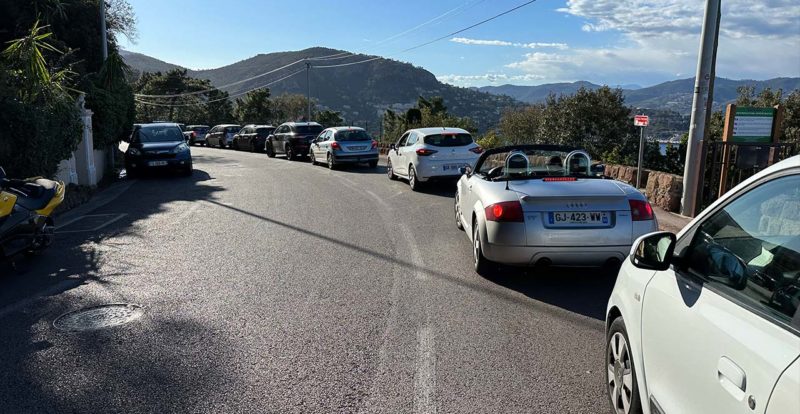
53, 304, 143, 332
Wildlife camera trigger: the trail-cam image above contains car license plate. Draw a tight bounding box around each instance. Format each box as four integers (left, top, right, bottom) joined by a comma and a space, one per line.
443, 163, 464, 171
349, 146, 366, 151
548, 211, 609, 226
148, 161, 168, 167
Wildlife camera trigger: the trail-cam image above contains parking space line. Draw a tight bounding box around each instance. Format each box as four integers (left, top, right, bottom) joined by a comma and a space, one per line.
56, 214, 128, 234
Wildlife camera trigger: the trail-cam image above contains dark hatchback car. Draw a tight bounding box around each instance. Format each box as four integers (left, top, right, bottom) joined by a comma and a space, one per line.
266, 122, 324, 160
233, 124, 275, 152
124, 123, 192, 177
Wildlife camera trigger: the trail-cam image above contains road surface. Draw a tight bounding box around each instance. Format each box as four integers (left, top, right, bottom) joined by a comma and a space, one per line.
0, 147, 615, 413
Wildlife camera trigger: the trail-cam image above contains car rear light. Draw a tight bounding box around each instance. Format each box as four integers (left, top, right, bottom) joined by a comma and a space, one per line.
191, 132, 196, 138
485, 201, 524, 222
371, 140, 378, 149
331, 142, 341, 150
629, 200, 654, 221
469, 146, 484, 154
543, 177, 577, 182
416, 148, 438, 156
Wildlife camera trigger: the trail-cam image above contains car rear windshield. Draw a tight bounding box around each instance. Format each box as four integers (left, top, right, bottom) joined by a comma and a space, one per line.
191, 127, 208, 133
137, 126, 185, 143
335, 130, 371, 141
256, 127, 275, 135
424, 133, 473, 147
295, 125, 323, 135
224, 126, 241, 133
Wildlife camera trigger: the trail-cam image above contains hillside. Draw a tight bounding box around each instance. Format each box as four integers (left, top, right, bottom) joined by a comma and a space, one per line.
120, 50, 183, 75
122, 48, 519, 132
478, 77, 800, 114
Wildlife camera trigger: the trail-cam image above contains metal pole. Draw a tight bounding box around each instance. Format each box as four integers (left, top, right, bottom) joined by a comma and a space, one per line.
681, 0, 721, 216
100, 0, 108, 60
306, 61, 311, 122
637, 125, 645, 188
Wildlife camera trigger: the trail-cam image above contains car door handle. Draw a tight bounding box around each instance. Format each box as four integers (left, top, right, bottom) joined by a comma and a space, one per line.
718, 356, 747, 399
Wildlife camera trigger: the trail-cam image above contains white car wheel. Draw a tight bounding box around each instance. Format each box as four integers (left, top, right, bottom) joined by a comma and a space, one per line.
606, 317, 642, 414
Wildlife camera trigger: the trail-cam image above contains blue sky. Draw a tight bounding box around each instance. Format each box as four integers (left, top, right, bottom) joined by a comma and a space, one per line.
119, 0, 800, 88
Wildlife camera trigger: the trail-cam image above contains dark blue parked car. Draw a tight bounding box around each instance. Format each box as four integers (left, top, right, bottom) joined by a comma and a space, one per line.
124, 123, 193, 177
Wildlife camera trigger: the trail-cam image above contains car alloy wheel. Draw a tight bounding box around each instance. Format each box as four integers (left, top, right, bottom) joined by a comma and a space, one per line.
387, 160, 397, 180
409, 166, 418, 191
454, 193, 464, 230
309, 151, 316, 165
266, 143, 275, 158
327, 153, 336, 170
606, 319, 641, 414
286, 147, 294, 161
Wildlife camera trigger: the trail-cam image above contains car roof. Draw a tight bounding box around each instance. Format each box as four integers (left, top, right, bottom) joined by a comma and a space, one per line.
139, 122, 181, 129
254, 125, 275, 128
281, 122, 322, 127
187, 125, 209, 128
409, 127, 470, 135
214, 124, 240, 128
330, 126, 365, 131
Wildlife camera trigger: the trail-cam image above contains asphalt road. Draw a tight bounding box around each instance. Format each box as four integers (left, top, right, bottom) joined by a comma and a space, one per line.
0, 147, 617, 414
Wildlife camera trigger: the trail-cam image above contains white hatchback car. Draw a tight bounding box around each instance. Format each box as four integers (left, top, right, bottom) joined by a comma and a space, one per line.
386, 127, 482, 191
606, 155, 799, 414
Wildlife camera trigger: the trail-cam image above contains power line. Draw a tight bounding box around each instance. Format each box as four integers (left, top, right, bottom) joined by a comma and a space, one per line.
134, 51, 349, 98
135, 68, 307, 107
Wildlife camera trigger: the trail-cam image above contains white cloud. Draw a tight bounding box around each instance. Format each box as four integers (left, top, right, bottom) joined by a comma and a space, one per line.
450, 37, 569, 50
436, 73, 545, 86
493, 0, 800, 85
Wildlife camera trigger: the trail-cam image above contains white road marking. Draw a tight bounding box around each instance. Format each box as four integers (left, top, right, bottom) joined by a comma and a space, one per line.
415, 325, 437, 414
173, 203, 201, 224
56, 214, 128, 233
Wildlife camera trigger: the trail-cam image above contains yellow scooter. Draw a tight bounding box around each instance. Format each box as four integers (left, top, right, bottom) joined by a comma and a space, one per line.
0, 167, 65, 260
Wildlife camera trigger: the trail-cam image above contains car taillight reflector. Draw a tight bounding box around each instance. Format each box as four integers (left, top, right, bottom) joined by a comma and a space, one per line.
331, 142, 341, 150
485, 201, 524, 222
416, 148, 438, 156
469, 146, 484, 154
543, 177, 577, 182
629, 200, 654, 221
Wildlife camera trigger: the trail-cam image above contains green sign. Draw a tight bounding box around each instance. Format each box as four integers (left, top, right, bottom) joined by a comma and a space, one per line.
731, 106, 775, 143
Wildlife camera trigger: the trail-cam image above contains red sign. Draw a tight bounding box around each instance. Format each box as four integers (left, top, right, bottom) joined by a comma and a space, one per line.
634, 115, 649, 127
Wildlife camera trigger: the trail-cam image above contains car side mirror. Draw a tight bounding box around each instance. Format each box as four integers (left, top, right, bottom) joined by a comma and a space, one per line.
459, 166, 472, 176
631, 231, 676, 271
389, 143, 396, 150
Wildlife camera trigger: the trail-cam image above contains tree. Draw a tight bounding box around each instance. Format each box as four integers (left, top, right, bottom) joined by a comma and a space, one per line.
0, 22, 81, 177
317, 110, 344, 128
234, 89, 272, 124
133, 69, 233, 125
271, 93, 314, 123
381, 96, 476, 143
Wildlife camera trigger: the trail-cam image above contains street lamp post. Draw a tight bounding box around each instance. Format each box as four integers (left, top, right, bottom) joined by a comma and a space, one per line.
306, 61, 311, 122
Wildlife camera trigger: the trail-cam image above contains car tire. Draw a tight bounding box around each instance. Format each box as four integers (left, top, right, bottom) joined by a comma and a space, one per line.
309, 151, 317, 165
181, 164, 193, 177
286, 146, 294, 161
606, 317, 643, 414
232, 140, 239, 150
454, 192, 464, 230
473, 223, 496, 276
266, 143, 275, 158
368, 160, 378, 168
387, 159, 397, 180
408, 165, 421, 191
327, 153, 336, 170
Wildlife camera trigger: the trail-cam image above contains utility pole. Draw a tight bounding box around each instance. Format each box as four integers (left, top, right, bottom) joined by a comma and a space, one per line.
306, 61, 311, 122
636, 123, 645, 188
681, 0, 721, 216
100, 0, 108, 60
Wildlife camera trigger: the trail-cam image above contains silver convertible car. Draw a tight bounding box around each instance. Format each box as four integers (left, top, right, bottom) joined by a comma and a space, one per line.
455, 145, 659, 275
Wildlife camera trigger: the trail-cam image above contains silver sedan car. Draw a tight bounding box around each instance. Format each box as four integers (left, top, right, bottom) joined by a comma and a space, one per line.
455, 145, 658, 274
309, 127, 379, 169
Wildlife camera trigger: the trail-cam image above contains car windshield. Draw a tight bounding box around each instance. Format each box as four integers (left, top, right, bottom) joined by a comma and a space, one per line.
296, 125, 323, 134
335, 130, 371, 141
256, 127, 275, 135
424, 133, 473, 147
476, 148, 593, 180
192, 127, 208, 133
224, 126, 240, 133
137, 125, 185, 143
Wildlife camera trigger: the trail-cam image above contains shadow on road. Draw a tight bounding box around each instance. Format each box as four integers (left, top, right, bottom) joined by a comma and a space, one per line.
482, 266, 617, 321
0, 168, 223, 310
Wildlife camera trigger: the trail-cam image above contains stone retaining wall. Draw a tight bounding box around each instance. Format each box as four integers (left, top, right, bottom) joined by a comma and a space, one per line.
604, 164, 683, 213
